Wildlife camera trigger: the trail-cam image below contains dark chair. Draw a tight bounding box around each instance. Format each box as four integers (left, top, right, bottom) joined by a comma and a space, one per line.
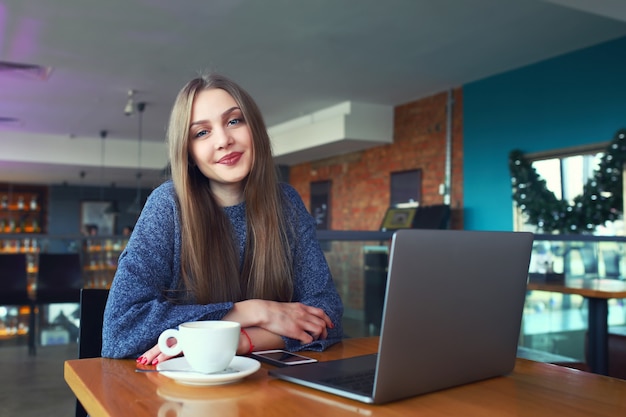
75, 288, 109, 417
33, 253, 83, 356
365, 204, 450, 332
601, 249, 621, 278
0, 253, 30, 305
586, 326, 626, 380
579, 245, 599, 276
363, 249, 389, 334
35, 253, 83, 304
412, 204, 451, 229
606, 328, 626, 380
0, 254, 36, 354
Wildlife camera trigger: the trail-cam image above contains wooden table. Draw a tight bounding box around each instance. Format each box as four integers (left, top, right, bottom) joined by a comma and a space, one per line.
527, 278, 626, 375
65, 337, 626, 417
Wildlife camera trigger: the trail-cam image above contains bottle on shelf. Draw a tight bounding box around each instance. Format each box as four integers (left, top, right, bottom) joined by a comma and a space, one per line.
30, 196, 38, 211
1, 195, 7, 209
17, 196, 24, 210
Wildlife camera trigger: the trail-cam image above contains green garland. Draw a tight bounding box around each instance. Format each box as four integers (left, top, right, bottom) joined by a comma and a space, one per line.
508, 128, 626, 234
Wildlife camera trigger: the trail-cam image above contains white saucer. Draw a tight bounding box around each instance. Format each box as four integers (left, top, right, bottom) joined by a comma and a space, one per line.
156, 356, 261, 386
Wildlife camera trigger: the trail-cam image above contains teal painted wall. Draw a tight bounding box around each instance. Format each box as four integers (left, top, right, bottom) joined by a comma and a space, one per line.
463, 36, 626, 230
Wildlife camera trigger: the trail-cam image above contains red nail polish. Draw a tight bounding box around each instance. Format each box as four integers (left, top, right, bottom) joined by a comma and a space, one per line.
152, 358, 159, 365
136, 356, 143, 363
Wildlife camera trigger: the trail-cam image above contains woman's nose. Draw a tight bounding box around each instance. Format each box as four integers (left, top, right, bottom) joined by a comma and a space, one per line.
214, 127, 234, 149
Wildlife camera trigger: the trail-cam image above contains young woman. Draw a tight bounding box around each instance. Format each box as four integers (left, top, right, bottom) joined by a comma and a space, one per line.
101, 74, 343, 365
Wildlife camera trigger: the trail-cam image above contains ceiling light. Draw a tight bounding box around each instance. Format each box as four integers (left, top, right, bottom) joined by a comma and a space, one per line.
0, 60, 53, 80
124, 90, 135, 116
99, 130, 108, 203
128, 102, 146, 214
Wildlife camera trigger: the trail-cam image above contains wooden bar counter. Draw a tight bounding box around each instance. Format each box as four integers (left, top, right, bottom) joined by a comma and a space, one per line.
65, 337, 626, 416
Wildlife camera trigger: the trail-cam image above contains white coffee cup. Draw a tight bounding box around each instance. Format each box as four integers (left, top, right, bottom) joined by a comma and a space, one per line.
158, 321, 240, 373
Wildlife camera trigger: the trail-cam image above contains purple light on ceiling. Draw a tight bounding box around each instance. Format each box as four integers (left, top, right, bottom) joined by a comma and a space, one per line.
9, 15, 41, 62
0, 2, 6, 56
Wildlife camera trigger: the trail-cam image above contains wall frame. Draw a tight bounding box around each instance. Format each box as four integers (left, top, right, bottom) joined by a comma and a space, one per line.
380, 207, 417, 231
80, 201, 116, 235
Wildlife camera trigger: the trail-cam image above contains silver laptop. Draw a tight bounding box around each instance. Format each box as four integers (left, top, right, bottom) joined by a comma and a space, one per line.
270, 229, 533, 404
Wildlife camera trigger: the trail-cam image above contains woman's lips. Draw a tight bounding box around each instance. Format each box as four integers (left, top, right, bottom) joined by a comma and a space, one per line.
217, 152, 243, 165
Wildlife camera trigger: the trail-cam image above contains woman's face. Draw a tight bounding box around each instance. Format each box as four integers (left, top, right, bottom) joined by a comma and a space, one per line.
188, 88, 253, 200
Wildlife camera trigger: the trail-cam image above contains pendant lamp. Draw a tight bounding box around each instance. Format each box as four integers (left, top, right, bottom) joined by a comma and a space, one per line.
127, 102, 146, 214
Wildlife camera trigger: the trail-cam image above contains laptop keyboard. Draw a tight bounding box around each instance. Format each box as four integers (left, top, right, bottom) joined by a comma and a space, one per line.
321, 369, 375, 394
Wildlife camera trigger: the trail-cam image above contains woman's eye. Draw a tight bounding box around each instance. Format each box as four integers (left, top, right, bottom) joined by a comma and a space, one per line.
194, 129, 208, 138
227, 118, 242, 127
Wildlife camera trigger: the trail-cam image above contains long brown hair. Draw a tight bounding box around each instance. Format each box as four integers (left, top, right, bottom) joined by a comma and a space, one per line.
167, 74, 293, 303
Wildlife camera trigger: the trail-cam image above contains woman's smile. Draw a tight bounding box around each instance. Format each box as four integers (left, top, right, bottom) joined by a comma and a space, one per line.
218, 152, 243, 165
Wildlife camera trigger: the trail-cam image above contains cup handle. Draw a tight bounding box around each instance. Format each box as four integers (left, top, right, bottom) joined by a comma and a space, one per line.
158, 328, 182, 356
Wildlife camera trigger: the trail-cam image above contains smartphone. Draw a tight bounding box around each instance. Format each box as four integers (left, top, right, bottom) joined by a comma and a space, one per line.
251, 349, 318, 367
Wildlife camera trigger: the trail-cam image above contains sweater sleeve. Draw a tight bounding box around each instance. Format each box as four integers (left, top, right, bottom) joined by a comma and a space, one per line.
279, 184, 344, 352
101, 182, 233, 358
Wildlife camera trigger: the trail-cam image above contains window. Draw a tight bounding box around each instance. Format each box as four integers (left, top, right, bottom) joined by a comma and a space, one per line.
514, 146, 623, 235
390, 170, 421, 206
532, 153, 602, 203
310, 180, 331, 230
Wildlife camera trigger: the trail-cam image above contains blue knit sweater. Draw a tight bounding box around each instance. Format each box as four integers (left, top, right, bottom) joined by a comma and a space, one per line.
101, 181, 343, 358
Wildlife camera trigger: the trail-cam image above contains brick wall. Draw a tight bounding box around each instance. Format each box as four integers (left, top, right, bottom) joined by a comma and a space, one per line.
288, 89, 464, 321
289, 88, 464, 230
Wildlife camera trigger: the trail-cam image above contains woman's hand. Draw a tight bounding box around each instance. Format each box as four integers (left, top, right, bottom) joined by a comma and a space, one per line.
136, 339, 178, 366
225, 300, 334, 344
137, 300, 334, 365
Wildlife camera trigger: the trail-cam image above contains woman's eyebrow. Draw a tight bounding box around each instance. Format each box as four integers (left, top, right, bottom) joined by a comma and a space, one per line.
223, 106, 240, 115
189, 106, 241, 128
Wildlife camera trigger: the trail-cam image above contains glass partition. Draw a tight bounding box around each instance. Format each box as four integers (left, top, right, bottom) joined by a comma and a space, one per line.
320, 232, 626, 363
0, 234, 127, 350
3, 231, 624, 362
522, 234, 626, 362
317, 231, 393, 338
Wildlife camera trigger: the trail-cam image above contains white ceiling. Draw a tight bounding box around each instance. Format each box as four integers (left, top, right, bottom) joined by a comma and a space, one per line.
1, 0, 626, 187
